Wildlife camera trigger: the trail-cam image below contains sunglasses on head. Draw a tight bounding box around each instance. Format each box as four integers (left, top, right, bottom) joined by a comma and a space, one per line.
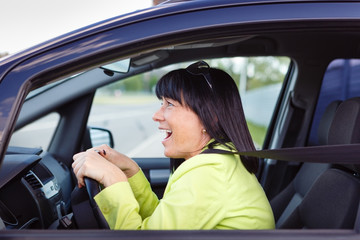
186, 60, 213, 89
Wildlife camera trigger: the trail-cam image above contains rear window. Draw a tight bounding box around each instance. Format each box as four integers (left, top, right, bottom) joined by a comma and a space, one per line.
308, 59, 360, 145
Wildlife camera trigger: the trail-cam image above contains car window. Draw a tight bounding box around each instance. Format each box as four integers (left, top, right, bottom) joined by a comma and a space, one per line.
9, 112, 60, 150
308, 59, 360, 145
88, 57, 290, 157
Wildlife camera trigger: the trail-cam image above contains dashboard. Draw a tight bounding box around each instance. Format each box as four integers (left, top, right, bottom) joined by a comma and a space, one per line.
0, 147, 73, 229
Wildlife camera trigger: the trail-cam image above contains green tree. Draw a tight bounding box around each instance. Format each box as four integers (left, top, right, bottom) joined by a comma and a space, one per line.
246, 57, 290, 90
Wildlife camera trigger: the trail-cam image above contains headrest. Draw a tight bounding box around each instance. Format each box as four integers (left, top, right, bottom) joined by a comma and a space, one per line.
328, 97, 360, 145
317, 100, 342, 145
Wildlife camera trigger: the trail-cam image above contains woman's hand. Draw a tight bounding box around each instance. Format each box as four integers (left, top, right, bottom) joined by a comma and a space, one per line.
72, 149, 127, 188
87, 144, 140, 178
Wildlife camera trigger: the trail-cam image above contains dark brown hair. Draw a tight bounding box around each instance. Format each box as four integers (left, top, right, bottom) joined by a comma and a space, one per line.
155, 62, 258, 174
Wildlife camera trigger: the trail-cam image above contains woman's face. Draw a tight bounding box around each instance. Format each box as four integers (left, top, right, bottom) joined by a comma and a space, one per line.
152, 97, 210, 160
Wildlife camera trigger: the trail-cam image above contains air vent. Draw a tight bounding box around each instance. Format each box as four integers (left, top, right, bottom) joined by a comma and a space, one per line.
24, 171, 42, 190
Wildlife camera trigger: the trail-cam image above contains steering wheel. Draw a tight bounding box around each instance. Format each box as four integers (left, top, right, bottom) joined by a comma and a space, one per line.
71, 177, 109, 229
84, 177, 109, 228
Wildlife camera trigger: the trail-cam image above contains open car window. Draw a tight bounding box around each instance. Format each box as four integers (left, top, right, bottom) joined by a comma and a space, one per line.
88, 57, 290, 158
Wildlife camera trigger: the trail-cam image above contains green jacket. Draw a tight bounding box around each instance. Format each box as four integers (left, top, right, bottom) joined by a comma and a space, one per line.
94, 144, 275, 230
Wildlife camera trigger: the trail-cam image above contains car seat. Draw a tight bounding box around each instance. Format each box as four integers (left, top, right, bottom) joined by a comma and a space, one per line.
279, 97, 360, 229
271, 100, 342, 227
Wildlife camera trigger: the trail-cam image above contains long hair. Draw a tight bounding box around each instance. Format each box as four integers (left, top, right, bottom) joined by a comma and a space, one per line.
155, 63, 258, 174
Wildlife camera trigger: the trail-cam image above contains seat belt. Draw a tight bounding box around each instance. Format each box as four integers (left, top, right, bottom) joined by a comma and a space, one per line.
202, 143, 360, 164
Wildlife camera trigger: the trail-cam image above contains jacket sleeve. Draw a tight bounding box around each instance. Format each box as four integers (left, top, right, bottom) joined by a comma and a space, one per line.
94, 169, 160, 229
94, 181, 142, 229
94, 165, 225, 230
127, 170, 160, 218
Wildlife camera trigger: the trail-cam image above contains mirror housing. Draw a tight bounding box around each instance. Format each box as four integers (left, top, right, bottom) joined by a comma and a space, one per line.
89, 127, 114, 148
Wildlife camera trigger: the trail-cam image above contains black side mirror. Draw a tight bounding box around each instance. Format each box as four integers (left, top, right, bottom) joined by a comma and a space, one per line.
89, 127, 114, 148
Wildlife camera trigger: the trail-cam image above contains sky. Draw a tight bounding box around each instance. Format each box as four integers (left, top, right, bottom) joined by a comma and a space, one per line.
0, 0, 153, 54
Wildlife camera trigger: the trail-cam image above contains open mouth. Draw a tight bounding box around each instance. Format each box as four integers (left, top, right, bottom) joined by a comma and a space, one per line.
162, 129, 172, 140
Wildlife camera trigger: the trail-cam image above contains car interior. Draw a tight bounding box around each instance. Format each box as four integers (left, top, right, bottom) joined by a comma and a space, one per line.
273, 97, 360, 229
1, 23, 360, 232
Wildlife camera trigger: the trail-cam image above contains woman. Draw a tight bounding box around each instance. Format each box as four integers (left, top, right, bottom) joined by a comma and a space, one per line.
72, 61, 275, 230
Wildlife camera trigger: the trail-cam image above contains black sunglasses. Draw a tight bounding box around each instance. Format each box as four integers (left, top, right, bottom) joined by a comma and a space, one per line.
186, 61, 213, 89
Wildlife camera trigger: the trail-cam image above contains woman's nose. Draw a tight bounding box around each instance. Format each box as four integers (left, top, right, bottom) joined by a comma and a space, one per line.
152, 107, 164, 122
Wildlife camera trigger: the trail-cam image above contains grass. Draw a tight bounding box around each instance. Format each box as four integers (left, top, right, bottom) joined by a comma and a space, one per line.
247, 121, 267, 148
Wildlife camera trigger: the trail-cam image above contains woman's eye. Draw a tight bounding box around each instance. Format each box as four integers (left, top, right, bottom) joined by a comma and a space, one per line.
161, 98, 175, 107
162, 98, 175, 107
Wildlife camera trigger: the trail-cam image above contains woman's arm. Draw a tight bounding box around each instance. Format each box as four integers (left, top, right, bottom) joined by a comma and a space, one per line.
94, 165, 224, 230
94, 170, 162, 229
72, 146, 160, 221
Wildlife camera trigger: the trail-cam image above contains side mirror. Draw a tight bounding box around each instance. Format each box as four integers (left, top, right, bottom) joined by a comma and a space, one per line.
89, 127, 114, 148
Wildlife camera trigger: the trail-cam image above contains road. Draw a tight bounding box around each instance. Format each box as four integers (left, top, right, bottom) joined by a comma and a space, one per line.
88, 102, 165, 158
